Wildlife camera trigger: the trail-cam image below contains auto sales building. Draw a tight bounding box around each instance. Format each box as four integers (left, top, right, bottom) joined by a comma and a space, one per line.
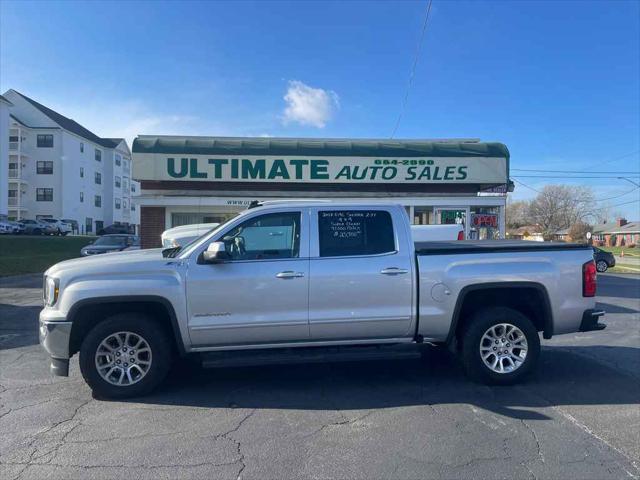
132, 136, 511, 248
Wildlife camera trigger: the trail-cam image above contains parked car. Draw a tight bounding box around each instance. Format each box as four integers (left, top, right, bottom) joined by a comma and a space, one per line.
161, 223, 221, 248
10, 221, 26, 234
80, 234, 139, 256
20, 219, 55, 235
0, 220, 14, 234
122, 237, 141, 251
97, 224, 134, 235
40, 201, 605, 398
411, 224, 465, 241
39, 218, 72, 236
61, 219, 79, 234
593, 247, 615, 272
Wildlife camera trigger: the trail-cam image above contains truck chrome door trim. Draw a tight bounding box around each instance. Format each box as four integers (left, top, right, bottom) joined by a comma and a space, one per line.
380, 267, 409, 275
275, 271, 305, 279
190, 336, 415, 352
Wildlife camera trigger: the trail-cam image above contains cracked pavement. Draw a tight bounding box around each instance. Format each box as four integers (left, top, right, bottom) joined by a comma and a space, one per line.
0, 273, 639, 479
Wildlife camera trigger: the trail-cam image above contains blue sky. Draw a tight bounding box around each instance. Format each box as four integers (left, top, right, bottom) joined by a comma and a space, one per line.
1, 0, 639, 218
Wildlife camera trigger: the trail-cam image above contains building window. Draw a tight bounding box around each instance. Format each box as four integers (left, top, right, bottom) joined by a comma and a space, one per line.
94, 195, 101, 207
131, 183, 136, 193
131, 204, 136, 211
36, 161, 53, 174
115, 154, 121, 166
80, 167, 84, 178
115, 176, 121, 188
80, 142, 84, 153
37, 134, 53, 148
115, 198, 121, 209
95, 172, 101, 185
318, 210, 395, 257
36, 188, 53, 202
123, 198, 128, 210
80, 192, 84, 202
123, 177, 129, 192
95, 149, 102, 162
123, 159, 129, 171
85, 217, 93, 234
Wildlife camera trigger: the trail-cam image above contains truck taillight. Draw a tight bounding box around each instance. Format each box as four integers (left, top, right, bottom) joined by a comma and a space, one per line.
457, 230, 464, 240
583, 260, 597, 297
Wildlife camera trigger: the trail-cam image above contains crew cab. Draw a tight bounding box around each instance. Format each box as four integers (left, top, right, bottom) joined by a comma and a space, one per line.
40, 201, 605, 398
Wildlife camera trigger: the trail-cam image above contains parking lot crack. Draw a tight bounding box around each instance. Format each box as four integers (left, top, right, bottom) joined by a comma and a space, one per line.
216, 409, 256, 480
521, 419, 545, 465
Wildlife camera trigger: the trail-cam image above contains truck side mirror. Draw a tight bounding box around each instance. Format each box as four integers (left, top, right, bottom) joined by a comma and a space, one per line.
202, 241, 231, 264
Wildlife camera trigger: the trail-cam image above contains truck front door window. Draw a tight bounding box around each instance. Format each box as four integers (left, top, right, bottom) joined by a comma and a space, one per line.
318, 210, 395, 257
222, 212, 300, 261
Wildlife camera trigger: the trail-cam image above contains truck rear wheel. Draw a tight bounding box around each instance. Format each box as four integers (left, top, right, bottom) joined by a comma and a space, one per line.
460, 307, 540, 385
79, 313, 172, 399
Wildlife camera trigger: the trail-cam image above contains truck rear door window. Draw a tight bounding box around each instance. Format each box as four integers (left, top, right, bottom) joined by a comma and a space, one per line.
318, 210, 395, 257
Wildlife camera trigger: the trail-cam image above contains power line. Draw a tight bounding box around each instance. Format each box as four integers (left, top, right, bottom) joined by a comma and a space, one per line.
513, 174, 640, 179
512, 168, 640, 174
579, 150, 640, 172
390, 0, 433, 139
511, 178, 639, 203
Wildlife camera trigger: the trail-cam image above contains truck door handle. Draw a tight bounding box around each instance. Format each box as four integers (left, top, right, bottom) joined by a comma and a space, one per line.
276, 271, 305, 279
380, 267, 409, 275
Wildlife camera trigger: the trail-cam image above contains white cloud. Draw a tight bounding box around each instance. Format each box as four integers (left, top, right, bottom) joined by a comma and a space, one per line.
282, 80, 339, 128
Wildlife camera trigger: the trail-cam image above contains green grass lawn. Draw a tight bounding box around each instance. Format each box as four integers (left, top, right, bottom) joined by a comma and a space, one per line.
599, 246, 638, 256
0, 235, 96, 277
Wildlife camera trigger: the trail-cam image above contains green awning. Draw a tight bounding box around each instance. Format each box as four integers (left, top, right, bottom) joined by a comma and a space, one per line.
132, 135, 509, 160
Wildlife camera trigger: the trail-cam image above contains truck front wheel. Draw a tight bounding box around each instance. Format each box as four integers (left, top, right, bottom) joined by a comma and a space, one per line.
460, 307, 540, 385
79, 313, 172, 399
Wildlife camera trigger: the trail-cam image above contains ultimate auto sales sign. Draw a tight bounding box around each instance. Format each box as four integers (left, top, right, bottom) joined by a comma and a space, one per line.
133, 155, 508, 184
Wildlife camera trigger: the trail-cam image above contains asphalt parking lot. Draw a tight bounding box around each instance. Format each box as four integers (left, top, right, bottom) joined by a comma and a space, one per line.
1, 273, 638, 480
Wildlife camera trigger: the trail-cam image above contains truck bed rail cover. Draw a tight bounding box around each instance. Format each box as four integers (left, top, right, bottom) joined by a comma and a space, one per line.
415, 240, 592, 255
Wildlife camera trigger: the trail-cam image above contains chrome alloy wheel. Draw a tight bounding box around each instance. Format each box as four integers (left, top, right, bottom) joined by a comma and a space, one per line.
479, 323, 528, 374
95, 331, 152, 386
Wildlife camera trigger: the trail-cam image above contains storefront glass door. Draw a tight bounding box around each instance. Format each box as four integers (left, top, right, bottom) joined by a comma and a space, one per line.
435, 207, 468, 238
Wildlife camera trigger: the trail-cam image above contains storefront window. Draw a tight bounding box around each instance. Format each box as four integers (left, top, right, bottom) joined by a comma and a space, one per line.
469, 206, 500, 240
413, 207, 434, 225
437, 209, 466, 226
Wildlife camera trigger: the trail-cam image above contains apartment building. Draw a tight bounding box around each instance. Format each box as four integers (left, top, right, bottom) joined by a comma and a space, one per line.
2, 89, 139, 234
0, 95, 11, 216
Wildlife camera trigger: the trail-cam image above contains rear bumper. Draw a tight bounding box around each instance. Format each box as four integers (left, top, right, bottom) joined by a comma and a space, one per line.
579, 309, 606, 332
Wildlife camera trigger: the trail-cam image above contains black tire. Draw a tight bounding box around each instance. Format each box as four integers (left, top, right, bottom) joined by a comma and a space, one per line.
460, 306, 540, 385
79, 313, 172, 399
596, 260, 608, 273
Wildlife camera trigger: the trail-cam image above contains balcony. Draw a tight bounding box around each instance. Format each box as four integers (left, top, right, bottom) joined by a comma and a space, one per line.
8, 169, 27, 184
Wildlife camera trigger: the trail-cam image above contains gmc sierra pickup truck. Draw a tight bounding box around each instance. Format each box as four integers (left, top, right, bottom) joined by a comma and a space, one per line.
40, 201, 605, 398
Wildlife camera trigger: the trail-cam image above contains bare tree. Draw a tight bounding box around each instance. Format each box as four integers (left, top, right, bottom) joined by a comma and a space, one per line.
568, 221, 592, 244
528, 185, 595, 236
506, 199, 532, 228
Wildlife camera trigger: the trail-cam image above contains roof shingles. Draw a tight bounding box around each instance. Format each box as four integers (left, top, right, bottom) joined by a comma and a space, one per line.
11, 90, 121, 148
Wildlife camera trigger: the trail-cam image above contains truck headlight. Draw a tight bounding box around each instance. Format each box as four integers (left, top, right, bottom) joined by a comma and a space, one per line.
44, 276, 60, 306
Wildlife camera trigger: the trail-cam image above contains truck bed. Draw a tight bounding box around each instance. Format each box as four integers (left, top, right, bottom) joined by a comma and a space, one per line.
415, 240, 591, 256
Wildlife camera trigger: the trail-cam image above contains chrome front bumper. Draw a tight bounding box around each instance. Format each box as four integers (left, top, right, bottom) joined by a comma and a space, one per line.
39, 311, 72, 376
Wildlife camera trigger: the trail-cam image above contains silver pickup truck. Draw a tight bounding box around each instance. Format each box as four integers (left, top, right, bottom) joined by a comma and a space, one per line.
40, 201, 605, 398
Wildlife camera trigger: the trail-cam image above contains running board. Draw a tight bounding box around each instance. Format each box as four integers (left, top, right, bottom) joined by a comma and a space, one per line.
200, 344, 422, 369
